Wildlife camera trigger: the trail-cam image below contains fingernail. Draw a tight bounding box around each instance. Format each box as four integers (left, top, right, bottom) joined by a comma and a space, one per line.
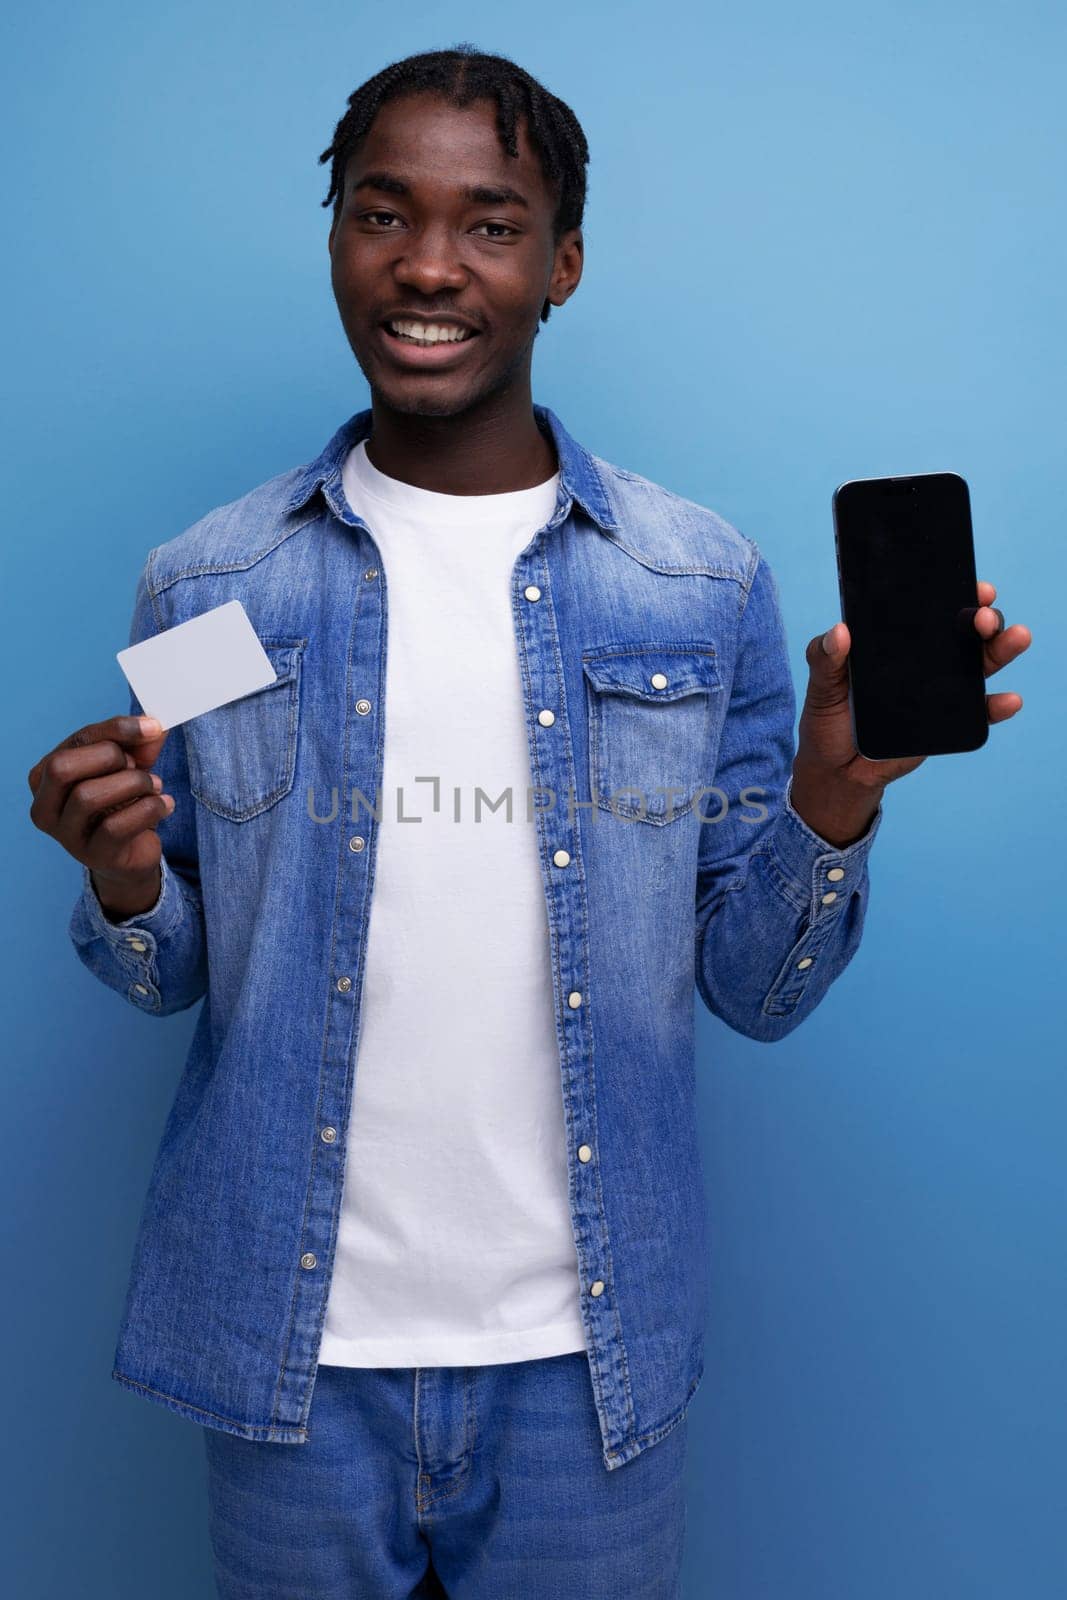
138, 717, 162, 735
161, 794, 175, 811
150, 774, 163, 790
823, 626, 838, 652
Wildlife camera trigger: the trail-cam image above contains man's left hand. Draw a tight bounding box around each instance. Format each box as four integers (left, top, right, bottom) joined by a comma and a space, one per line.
789, 579, 1032, 847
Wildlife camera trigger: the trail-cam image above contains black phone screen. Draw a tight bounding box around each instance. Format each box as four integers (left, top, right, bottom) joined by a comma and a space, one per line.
833, 473, 988, 760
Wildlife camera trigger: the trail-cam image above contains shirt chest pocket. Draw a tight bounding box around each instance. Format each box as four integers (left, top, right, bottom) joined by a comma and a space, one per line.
184, 639, 306, 822
582, 643, 723, 825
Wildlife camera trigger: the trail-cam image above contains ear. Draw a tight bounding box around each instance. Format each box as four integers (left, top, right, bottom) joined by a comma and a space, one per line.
550, 227, 584, 309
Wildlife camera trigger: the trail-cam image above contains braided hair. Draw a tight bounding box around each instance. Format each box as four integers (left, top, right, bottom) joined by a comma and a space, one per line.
318, 44, 590, 323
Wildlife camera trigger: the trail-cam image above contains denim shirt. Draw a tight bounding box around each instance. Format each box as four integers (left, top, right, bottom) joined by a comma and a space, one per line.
69, 403, 883, 1471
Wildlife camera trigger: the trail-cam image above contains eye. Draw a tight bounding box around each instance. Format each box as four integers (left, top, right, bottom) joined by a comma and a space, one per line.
358, 212, 517, 239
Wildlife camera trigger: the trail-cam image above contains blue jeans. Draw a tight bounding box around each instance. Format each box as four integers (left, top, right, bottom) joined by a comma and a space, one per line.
202, 1352, 688, 1597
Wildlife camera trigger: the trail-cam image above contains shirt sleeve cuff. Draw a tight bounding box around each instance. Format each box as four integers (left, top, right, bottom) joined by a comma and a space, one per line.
79, 854, 187, 947
769, 774, 884, 916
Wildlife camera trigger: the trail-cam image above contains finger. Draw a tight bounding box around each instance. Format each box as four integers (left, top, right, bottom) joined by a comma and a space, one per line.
973, 604, 1006, 638
981, 621, 1032, 677
127, 725, 170, 769
987, 690, 1023, 723
977, 579, 997, 606
803, 623, 852, 713
27, 714, 164, 795
30, 739, 140, 832
60, 767, 165, 846
88, 791, 173, 849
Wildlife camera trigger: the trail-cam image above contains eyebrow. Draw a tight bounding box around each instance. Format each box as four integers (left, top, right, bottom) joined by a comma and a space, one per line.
350, 170, 530, 211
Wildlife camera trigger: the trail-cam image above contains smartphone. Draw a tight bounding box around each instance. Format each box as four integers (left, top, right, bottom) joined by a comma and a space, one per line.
832, 472, 988, 761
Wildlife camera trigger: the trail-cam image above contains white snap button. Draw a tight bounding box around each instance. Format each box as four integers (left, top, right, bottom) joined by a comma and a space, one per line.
538, 709, 556, 727
567, 991, 583, 1009
356, 699, 372, 715
590, 1280, 605, 1297
524, 585, 541, 601
336, 976, 352, 992
364, 568, 378, 580
349, 836, 365, 852
826, 867, 845, 881
821, 891, 838, 905
127, 938, 147, 952
796, 957, 813, 970
650, 672, 668, 689
578, 1144, 592, 1162
133, 984, 148, 995
553, 849, 571, 867
320, 1127, 337, 1143
300, 1253, 317, 1269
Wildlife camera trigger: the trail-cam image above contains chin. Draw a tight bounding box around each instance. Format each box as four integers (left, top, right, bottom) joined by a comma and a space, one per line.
367, 378, 487, 420
373, 389, 470, 418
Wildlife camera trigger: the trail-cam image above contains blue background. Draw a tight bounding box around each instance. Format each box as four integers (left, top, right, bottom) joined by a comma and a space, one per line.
3, 2, 1062, 1595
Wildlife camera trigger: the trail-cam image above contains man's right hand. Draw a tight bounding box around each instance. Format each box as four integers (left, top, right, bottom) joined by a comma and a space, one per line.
28, 715, 175, 919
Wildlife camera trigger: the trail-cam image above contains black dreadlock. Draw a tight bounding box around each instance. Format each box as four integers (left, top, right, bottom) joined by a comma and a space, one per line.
318, 44, 590, 323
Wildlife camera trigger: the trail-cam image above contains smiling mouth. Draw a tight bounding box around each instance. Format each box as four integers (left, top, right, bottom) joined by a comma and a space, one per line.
377, 321, 482, 367
384, 321, 478, 346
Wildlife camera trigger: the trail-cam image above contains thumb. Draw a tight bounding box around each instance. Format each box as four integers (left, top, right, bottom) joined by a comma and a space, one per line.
803, 623, 851, 712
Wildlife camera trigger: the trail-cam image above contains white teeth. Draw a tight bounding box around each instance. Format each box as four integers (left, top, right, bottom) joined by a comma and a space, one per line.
388, 320, 472, 344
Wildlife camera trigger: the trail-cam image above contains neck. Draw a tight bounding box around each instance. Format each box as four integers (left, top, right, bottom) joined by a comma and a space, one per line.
364, 382, 557, 495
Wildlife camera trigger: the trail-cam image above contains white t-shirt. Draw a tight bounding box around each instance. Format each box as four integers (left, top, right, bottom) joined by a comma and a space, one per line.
317, 436, 589, 1367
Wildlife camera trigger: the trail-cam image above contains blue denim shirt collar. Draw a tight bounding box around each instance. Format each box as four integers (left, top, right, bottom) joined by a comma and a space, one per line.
282, 404, 620, 534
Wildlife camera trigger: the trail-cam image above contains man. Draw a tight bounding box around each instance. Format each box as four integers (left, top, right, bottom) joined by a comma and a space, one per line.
28, 44, 1028, 1600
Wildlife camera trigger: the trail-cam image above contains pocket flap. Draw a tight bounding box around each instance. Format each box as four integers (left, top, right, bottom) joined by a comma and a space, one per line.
226, 639, 304, 707
255, 639, 305, 686
582, 643, 721, 702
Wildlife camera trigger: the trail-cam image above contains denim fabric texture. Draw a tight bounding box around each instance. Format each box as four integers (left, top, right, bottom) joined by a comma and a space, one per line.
203, 1353, 688, 1597
69, 403, 883, 1471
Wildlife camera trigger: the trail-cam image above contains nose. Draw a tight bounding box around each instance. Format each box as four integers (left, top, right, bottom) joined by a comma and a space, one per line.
391, 222, 468, 295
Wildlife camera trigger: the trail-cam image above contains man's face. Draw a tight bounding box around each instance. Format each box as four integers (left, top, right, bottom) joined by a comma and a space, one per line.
327, 91, 582, 417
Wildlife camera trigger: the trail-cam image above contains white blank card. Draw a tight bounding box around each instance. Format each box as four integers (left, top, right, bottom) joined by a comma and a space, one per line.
116, 599, 278, 731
